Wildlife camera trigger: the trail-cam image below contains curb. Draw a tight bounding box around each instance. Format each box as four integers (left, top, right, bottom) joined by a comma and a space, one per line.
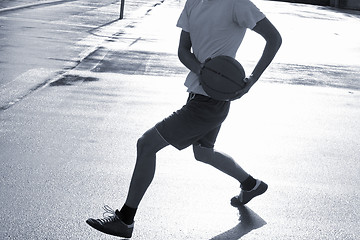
0, 68, 59, 111
0, 0, 76, 14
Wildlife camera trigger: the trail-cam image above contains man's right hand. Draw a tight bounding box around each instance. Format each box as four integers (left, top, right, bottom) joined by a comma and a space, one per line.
231, 76, 257, 101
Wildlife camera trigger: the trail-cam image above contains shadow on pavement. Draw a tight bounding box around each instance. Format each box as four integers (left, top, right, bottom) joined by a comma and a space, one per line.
209, 206, 267, 240
88, 18, 122, 35
49, 74, 99, 86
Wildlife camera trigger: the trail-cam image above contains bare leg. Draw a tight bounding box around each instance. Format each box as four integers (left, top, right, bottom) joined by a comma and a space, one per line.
193, 144, 249, 183
125, 127, 168, 208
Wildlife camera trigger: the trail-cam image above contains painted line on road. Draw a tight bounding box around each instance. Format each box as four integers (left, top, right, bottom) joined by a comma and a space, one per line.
0, 0, 77, 14
0, 68, 59, 111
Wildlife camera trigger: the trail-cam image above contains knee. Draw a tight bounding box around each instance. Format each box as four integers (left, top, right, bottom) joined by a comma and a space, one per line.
136, 128, 165, 158
193, 144, 214, 164
136, 134, 153, 158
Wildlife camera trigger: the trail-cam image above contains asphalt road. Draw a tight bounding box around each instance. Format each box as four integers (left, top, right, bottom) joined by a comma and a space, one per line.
0, 0, 359, 239
0, 0, 165, 109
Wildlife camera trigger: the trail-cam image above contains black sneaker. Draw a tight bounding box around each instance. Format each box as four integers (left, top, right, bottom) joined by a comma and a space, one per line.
231, 180, 268, 206
86, 205, 134, 238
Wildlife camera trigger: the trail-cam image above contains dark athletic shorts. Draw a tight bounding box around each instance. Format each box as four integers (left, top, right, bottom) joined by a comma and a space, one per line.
155, 93, 230, 150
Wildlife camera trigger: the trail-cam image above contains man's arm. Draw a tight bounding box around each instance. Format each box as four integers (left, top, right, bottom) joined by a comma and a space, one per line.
250, 17, 282, 81
236, 17, 282, 98
178, 30, 202, 75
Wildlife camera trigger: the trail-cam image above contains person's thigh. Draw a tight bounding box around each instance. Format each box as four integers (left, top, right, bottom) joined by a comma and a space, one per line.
137, 127, 169, 155
196, 125, 221, 149
155, 94, 230, 150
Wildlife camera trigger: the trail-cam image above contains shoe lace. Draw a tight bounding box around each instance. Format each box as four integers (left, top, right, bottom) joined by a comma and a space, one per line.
98, 205, 119, 224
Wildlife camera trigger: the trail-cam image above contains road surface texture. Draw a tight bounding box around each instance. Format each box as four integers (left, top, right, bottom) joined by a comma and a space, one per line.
0, 0, 359, 239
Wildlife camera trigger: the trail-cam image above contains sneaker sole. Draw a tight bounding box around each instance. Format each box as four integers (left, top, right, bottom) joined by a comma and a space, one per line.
230, 181, 268, 207
86, 218, 132, 238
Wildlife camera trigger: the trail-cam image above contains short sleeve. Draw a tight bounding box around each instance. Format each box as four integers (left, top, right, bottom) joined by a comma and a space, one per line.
176, 4, 190, 32
233, 0, 265, 29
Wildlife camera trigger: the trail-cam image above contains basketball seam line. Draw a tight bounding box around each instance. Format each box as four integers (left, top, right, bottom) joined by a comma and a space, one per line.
203, 66, 244, 88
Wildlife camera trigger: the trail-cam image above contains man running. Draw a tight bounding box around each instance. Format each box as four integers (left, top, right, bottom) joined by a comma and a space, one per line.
86, 0, 282, 238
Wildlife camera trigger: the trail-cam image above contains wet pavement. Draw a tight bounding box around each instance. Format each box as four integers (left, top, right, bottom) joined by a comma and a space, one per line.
1, 0, 360, 239
0, 0, 164, 109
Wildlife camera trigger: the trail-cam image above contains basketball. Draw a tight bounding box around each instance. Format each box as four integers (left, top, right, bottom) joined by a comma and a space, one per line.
200, 56, 246, 101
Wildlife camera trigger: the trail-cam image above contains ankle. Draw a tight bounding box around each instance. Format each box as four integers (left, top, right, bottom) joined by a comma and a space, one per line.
240, 175, 256, 191
117, 204, 137, 225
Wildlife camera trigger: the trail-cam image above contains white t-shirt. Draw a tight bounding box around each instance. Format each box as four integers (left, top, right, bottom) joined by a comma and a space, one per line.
177, 0, 265, 95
